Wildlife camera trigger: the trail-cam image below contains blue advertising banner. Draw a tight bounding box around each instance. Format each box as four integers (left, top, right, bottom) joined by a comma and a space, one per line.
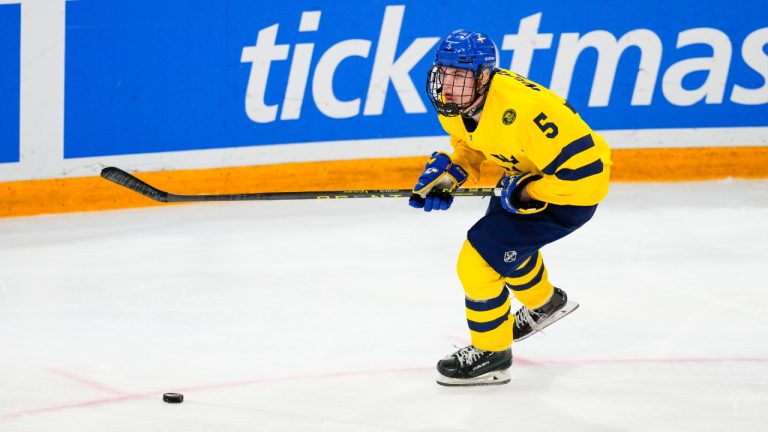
0, 3, 20, 163
64, 0, 767, 158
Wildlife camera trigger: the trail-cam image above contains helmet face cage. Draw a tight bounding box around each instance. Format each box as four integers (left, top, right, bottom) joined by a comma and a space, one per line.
426, 65, 488, 117
426, 30, 497, 117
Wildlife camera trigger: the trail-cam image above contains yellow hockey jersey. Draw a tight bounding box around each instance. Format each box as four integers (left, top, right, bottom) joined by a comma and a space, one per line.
439, 69, 611, 206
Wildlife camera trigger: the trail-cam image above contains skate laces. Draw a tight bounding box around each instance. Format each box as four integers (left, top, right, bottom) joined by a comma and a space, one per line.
514, 307, 545, 331
456, 346, 484, 367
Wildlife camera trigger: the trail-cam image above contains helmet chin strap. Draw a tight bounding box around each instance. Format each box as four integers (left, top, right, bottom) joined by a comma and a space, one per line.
461, 94, 486, 119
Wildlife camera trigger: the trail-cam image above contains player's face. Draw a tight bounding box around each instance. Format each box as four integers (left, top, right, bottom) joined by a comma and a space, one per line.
439, 67, 476, 107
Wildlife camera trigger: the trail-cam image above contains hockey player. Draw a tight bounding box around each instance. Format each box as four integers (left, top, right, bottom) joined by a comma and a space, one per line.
409, 30, 611, 386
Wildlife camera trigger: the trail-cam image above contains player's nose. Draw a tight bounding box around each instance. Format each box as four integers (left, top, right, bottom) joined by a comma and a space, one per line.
443, 83, 454, 99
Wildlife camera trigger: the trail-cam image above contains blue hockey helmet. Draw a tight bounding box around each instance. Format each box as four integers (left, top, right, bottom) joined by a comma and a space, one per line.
427, 30, 497, 117
433, 29, 497, 72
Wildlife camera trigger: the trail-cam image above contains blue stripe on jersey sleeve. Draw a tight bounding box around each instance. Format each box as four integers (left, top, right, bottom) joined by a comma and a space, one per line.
542, 134, 595, 175
555, 159, 604, 181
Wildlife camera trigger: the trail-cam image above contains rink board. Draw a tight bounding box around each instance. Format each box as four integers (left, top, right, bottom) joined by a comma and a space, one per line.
0, 0, 766, 215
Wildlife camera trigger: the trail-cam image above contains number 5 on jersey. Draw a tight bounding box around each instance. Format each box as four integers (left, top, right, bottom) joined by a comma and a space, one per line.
533, 113, 558, 138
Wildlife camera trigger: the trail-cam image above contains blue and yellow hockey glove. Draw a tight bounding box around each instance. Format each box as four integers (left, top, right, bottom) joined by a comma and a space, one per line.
500, 173, 548, 214
409, 152, 468, 212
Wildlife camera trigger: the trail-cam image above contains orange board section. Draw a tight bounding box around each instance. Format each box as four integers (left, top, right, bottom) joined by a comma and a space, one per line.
1, 146, 767, 218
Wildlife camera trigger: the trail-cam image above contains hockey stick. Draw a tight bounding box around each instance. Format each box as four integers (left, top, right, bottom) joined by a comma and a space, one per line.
100, 167, 500, 203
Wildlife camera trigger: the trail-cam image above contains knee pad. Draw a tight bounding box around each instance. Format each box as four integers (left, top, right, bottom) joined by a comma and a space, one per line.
457, 240, 504, 300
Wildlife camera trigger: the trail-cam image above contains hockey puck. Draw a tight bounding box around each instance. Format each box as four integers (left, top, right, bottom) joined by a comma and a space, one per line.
163, 393, 184, 403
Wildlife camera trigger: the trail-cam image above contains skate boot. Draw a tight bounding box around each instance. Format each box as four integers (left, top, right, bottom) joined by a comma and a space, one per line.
436, 345, 512, 386
513, 287, 579, 341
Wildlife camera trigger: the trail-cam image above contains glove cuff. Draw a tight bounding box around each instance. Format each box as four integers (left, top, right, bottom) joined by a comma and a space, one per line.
446, 164, 469, 189
509, 174, 548, 214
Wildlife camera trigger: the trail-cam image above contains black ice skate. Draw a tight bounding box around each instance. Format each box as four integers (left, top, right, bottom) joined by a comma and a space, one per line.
436, 345, 512, 386
513, 287, 579, 341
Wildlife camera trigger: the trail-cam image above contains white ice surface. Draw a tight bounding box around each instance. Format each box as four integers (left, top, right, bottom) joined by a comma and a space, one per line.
1, 180, 767, 431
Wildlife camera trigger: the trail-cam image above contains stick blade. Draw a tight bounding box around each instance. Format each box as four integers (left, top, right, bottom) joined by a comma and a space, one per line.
100, 167, 169, 202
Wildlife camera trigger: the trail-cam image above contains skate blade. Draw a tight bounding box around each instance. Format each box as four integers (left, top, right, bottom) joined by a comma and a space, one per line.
436, 369, 510, 387
515, 300, 579, 342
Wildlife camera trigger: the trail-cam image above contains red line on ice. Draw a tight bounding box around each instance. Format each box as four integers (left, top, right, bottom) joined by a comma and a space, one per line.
2, 358, 767, 422
48, 369, 132, 396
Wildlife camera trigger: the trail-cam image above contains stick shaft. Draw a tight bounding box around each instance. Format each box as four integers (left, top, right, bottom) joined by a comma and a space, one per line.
100, 167, 500, 202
